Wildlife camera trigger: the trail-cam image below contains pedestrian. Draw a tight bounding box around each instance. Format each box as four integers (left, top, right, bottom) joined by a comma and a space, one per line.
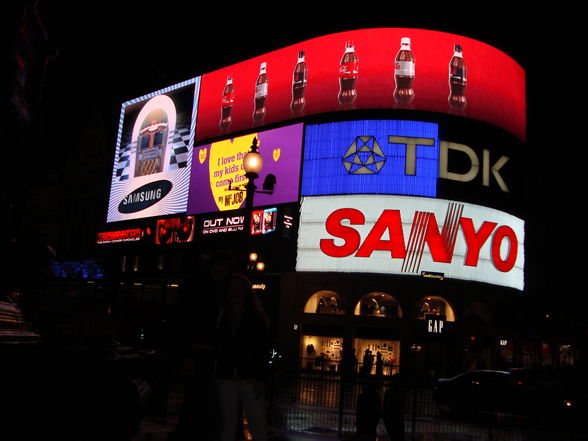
215, 273, 270, 441
356, 380, 381, 441
339, 347, 358, 376
168, 250, 233, 441
375, 352, 383, 376
382, 374, 405, 441
362, 349, 374, 375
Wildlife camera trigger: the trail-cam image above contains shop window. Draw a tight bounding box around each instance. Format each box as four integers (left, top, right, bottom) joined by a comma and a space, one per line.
559, 344, 575, 367
416, 296, 455, 321
304, 290, 345, 315
542, 342, 553, 366
354, 292, 402, 318
132, 256, 140, 272
354, 338, 400, 376
498, 338, 514, 368
300, 335, 343, 371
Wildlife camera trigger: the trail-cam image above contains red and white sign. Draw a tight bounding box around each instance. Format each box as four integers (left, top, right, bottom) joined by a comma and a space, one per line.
196, 28, 526, 143
97, 228, 143, 244
296, 195, 524, 290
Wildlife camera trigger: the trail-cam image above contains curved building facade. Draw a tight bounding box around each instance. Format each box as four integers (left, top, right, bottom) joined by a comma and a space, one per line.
98, 28, 548, 378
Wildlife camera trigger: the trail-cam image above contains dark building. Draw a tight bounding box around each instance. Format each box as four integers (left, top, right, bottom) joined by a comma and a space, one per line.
5, 11, 585, 378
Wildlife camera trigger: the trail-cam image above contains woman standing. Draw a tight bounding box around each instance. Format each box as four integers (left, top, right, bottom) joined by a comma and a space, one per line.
215, 273, 270, 441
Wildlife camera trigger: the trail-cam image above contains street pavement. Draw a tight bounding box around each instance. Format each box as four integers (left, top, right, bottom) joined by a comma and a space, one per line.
131, 382, 586, 441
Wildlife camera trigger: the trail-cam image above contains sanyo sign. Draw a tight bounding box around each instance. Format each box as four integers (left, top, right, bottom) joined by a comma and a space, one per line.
296, 194, 524, 290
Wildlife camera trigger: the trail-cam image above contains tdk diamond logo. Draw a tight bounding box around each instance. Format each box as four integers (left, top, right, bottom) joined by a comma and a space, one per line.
342, 136, 387, 174
302, 120, 440, 198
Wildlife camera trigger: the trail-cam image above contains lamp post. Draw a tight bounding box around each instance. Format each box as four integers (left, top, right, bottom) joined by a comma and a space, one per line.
242, 137, 264, 211
227, 137, 275, 273
242, 138, 263, 272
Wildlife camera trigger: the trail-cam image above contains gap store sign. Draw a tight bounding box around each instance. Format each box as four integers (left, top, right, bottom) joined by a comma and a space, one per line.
301, 119, 511, 199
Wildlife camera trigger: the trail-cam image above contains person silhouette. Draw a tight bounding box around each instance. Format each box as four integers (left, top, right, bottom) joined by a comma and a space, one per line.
383, 374, 405, 441
169, 251, 233, 441
215, 273, 270, 441
375, 352, 383, 376
362, 349, 374, 375
356, 380, 381, 441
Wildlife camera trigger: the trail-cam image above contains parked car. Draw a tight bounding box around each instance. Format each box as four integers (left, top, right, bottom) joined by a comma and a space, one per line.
433, 369, 585, 419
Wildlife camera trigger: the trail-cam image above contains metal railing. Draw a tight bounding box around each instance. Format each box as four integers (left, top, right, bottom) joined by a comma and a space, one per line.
267, 369, 586, 441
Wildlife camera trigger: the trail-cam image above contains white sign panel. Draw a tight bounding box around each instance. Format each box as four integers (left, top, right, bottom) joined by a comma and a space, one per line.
296, 195, 524, 290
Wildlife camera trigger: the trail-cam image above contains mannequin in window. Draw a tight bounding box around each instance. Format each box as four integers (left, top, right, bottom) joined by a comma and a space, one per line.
419, 302, 430, 319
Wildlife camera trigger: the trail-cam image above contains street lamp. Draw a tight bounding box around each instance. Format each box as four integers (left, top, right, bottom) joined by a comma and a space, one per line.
243, 137, 263, 210
226, 137, 276, 272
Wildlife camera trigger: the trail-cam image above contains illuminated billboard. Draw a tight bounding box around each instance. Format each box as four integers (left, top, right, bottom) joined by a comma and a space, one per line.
196, 28, 525, 143
297, 195, 525, 290
107, 78, 200, 222
155, 216, 195, 245
188, 124, 303, 215
251, 207, 277, 235
302, 119, 514, 201
302, 120, 440, 198
96, 229, 143, 244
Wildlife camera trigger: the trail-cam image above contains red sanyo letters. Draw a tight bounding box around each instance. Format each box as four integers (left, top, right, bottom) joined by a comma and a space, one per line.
319, 208, 518, 272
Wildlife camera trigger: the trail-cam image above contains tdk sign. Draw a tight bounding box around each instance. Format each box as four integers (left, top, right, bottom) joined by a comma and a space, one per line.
301, 120, 510, 197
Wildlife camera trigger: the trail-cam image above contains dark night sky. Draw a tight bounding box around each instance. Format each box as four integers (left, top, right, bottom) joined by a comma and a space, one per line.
10, 2, 586, 304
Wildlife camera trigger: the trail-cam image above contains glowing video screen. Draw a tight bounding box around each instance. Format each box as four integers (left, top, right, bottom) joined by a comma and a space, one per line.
297, 194, 525, 290
107, 78, 200, 223
195, 28, 525, 143
302, 119, 440, 198
188, 124, 303, 215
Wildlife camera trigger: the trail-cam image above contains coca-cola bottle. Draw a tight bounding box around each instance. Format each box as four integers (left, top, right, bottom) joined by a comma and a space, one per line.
219, 75, 234, 132
394, 37, 415, 104
291, 50, 307, 114
448, 44, 467, 110
253, 62, 268, 124
338, 41, 359, 105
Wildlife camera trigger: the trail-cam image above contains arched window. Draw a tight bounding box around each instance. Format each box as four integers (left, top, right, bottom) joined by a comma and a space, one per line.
304, 290, 345, 315
354, 292, 402, 318
416, 296, 455, 321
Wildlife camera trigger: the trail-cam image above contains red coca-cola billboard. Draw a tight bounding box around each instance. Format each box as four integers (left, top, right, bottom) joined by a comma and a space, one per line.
196, 28, 526, 143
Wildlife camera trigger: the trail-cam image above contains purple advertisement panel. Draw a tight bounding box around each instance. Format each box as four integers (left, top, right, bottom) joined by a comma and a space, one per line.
188, 124, 303, 214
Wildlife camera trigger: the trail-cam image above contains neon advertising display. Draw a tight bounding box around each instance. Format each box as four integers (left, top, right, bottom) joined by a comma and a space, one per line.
302, 120, 440, 198
199, 207, 280, 235
188, 124, 303, 214
196, 28, 526, 143
251, 207, 277, 235
107, 78, 200, 222
296, 195, 525, 290
96, 229, 143, 244
155, 216, 195, 245
200, 213, 246, 235
302, 119, 514, 201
